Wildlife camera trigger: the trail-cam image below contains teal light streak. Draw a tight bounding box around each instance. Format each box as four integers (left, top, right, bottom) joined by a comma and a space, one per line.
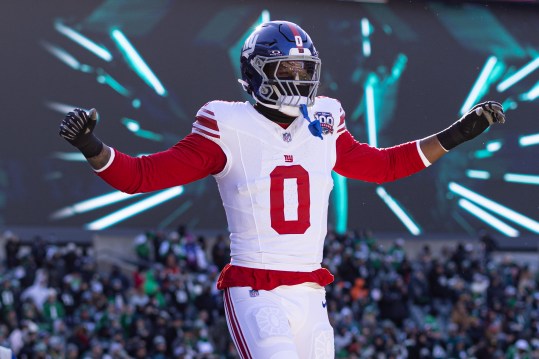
122, 118, 140, 132
51, 191, 142, 220
55, 22, 112, 62
449, 182, 539, 234
390, 53, 407, 80
458, 199, 519, 237
460, 56, 498, 115
474, 140, 502, 158
228, 10, 270, 84
473, 150, 493, 159
466, 169, 490, 180
85, 186, 183, 230
376, 186, 422, 236
96, 71, 131, 97
520, 81, 539, 101
121, 118, 163, 142
486, 140, 502, 152
519, 133, 539, 147
111, 29, 167, 96
451, 211, 476, 236
42, 42, 82, 71
501, 98, 518, 112
136, 130, 163, 142
332, 172, 348, 235
52, 152, 86, 162
504, 173, 539, 185
361, 18, 371, 57
497, 56, 539, 93
365, 73, 378, 147
157, 201, 192, 229
46, 102, 90, 115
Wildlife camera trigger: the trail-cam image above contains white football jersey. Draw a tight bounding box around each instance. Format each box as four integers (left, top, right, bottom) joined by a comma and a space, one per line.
192, 97, 346, 271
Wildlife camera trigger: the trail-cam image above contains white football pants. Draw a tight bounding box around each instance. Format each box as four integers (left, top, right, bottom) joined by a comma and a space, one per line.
0, 346, 12, 359
223, 283, 334, 359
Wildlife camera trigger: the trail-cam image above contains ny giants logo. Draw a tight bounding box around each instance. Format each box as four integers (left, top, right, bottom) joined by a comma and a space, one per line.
241, 34, 259, 58
314, 112, 334, 135
284, 155, 293, 163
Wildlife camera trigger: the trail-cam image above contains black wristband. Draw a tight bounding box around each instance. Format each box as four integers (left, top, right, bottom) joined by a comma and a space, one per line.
436, 123, 466, 151
436, 109, 490, 151
71, 134, 104, 158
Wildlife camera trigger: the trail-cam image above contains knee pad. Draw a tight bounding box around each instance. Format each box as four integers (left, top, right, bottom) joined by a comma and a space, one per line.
312, 329, 334, 359
253, 306, 291, 338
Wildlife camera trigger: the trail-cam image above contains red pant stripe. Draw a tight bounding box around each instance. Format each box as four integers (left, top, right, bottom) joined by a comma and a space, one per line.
224, 289, 252, 359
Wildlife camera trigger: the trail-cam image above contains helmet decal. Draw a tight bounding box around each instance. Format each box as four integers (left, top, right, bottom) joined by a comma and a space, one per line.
241, 33, 259, 59
285, 22, 305, 53
295, 35, 303, 48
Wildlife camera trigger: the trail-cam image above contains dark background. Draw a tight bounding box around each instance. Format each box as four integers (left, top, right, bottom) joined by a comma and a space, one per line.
0, 0, 537, 239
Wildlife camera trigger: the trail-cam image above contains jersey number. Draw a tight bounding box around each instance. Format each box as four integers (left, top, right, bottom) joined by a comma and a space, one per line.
269, 165, 310, 234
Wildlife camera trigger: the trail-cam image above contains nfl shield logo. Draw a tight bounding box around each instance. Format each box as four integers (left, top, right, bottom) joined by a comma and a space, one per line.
282, 132, 292, 142
249, 290, 259, 297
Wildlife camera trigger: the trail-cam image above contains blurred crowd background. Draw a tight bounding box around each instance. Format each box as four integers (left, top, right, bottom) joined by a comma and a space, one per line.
0, 227, 538, 358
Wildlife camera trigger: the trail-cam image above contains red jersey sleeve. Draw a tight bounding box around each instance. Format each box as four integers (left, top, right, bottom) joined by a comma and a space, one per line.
96, 133, 226, 194
334, 129, 426, 183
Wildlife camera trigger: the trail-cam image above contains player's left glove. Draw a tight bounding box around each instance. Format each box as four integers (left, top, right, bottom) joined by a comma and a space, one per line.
436, 101, 505, 151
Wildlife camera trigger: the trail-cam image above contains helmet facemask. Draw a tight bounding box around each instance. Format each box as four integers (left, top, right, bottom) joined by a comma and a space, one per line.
251, 55, 321, 117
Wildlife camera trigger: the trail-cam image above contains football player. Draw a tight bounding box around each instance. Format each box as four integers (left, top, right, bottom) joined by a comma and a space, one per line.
59, 21, 505, 359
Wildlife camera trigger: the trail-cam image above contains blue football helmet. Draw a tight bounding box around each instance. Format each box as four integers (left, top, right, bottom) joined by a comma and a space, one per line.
239, 21, 321, 117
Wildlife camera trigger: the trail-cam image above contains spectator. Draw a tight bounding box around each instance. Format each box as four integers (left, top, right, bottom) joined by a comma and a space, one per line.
133, 233, 152, 262
42, 289, 65, 330
151, 335, 167, 359
211, 234, 230, 271
3, 231, 20, 269
506, 339, 531, 359
20, 269, 50, 311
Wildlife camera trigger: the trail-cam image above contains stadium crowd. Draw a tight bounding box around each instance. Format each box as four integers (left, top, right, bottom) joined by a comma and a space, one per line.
1, 227, 538, 358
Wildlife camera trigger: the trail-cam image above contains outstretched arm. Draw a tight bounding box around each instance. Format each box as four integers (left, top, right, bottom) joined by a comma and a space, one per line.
421, 101, 506, 164
334, 101, 506, 183
59, 108, 226, 193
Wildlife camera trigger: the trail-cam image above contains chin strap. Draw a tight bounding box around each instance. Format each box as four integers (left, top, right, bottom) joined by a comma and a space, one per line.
300, 104, 323, 140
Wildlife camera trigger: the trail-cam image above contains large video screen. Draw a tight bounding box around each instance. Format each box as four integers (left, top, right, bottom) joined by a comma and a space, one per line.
1, 0, 538, 238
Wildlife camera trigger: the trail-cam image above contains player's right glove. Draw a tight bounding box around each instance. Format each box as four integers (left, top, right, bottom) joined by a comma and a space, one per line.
59, 108, 103, 158
436, 101, 505, 151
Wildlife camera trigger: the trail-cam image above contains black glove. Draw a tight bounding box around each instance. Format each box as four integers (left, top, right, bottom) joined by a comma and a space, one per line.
59, 108, 103, 158
436, 101, 506, 151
